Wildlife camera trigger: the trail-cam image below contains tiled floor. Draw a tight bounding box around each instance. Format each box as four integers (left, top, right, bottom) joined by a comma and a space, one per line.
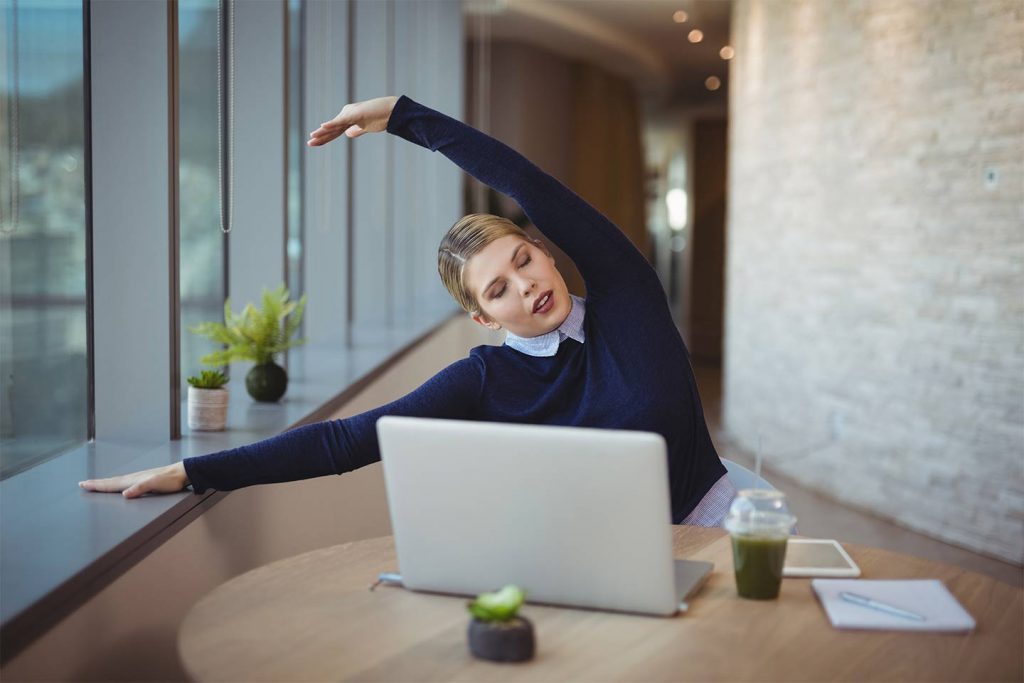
692, 361, 1023, 588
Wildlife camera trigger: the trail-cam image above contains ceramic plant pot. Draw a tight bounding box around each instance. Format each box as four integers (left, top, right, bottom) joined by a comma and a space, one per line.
467, 616, 535, 663
246, 360, 288, 402
187, 386, 229, 431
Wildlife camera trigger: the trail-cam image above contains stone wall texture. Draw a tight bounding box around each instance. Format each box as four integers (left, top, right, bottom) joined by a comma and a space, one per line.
724, 0, 1024, 563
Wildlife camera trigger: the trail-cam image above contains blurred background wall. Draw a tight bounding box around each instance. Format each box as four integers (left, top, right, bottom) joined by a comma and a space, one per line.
466, 40, 648, 300
724, 0, 1023, 562
467, 0, 1022, 565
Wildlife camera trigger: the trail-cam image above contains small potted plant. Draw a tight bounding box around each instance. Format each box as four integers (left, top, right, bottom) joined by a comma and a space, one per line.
188, 284, 307, 403
466, 585, 534, 663
186, 370, 229, 431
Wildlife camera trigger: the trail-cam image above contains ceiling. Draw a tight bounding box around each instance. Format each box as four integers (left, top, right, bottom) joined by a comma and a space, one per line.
465, 0, 734, 107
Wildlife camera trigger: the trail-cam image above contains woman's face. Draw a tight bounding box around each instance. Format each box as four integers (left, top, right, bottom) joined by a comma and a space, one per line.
463, 235, 572, 338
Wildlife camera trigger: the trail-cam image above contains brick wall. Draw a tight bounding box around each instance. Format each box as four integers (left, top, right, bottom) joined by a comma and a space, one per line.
724, 0, 1024, 563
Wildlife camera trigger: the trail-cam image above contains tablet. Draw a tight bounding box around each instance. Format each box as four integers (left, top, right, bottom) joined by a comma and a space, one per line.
783, 539, 861, 577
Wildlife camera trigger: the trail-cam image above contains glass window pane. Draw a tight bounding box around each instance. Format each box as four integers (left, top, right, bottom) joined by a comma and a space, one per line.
0, 0, 87, 479
179, 0, 225, 407
287, 0, 303, 327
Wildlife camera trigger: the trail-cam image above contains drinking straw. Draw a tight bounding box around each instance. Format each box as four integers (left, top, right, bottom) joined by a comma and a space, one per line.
754, 433, 763, 490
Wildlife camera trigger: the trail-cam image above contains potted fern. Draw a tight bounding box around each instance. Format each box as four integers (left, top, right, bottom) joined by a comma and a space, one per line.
188, 284, 307, 402
466, 585, 535, 663
187, 370, 229, 431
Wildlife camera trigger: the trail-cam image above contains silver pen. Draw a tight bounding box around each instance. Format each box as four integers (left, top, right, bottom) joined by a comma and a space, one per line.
839, 591, 926, 621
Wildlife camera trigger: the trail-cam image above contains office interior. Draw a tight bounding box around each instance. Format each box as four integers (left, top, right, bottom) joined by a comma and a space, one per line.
0, 0, 1021, 680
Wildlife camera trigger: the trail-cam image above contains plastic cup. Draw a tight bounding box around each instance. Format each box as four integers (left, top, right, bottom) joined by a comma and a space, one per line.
723, 489, 796, 600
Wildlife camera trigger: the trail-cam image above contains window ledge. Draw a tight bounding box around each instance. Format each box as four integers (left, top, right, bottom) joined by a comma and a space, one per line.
0, 312, 456, 660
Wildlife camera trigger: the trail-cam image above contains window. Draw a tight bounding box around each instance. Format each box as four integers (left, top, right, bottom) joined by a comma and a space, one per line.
1, 2, 468, 653
0, 0, 464, 473
0, 0, 87, 479
178, 0, 225, 405
286, 0, 304, 326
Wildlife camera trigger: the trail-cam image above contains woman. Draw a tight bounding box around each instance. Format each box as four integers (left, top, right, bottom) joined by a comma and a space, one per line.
79, 95, 735, 525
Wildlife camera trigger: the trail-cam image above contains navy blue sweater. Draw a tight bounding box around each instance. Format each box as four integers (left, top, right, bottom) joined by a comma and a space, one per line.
182, 95, 725, 523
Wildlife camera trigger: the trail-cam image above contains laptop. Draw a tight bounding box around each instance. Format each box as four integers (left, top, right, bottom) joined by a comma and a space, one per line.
375, 416, 713, 616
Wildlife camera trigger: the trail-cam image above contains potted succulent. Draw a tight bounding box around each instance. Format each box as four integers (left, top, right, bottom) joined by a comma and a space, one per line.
466, 585, 535, 663
188, 284, 307, 402
186, 370, 229, 431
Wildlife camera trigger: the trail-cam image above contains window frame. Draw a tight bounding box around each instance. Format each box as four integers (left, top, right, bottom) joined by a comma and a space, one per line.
0, 0, 465, 662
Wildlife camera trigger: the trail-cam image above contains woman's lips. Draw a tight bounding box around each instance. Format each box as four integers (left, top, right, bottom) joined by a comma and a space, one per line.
533, 290, 554, 314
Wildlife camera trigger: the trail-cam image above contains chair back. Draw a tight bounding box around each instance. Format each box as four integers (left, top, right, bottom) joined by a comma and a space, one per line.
721, 458, 777, 491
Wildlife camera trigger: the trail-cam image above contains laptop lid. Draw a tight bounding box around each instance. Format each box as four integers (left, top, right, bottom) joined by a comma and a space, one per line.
376, 416, 681, 616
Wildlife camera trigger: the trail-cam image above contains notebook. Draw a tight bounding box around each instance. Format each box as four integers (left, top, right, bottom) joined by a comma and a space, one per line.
812, 579, 976, 632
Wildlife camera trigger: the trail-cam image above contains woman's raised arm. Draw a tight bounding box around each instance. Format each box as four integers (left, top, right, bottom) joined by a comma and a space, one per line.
307, 96, 398, 144
309, 95, 660, 298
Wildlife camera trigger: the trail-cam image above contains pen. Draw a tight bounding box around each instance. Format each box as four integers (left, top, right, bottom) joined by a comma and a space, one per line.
839, 591, 926, 621
369, 572, 404, 591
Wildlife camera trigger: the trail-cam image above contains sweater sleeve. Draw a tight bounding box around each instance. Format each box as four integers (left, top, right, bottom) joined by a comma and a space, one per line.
181, 356, 484, 494
386, 95, 660, 297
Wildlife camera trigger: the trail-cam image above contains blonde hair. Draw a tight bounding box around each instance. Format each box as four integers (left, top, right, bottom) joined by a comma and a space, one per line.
438, 213, 532, 316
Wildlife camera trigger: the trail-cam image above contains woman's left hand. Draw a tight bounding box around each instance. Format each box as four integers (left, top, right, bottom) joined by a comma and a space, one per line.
79, 462, 189, 499
307, 95, 398, 147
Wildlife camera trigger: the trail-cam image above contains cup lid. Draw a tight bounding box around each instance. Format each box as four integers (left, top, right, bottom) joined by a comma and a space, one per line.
724, 488, 796, 536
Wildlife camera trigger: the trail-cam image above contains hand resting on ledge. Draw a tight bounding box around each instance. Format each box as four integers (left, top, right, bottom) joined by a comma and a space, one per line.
79, 462, 190, 499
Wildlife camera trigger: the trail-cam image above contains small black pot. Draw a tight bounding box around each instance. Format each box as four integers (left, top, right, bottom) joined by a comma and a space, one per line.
467, 616, 535, 663
245, 361, 288, 402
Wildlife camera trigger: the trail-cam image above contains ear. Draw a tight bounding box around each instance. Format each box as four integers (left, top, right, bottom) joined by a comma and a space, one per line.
531, 238, 555, 264
530, 237, 551, 256
469, 312, 501, 331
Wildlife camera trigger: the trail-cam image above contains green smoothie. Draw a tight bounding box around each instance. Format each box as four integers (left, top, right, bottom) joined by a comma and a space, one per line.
730, 534, 788, 600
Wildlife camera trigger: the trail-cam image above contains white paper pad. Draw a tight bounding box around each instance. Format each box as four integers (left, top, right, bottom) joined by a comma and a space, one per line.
811, 579, 976, 632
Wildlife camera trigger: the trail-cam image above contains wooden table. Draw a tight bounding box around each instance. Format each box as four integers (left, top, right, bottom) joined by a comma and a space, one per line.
178, 527, 1023, 681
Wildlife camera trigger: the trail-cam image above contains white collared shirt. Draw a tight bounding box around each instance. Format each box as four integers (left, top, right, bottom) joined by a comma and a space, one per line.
503, 294, 586, 357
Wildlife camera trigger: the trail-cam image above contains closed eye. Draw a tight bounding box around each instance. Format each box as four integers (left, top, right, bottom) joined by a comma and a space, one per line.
490, 256, 532, 299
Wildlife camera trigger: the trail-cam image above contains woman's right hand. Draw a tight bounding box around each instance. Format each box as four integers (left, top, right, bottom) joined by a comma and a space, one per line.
79, 462, 190, 499
307, 95, 398, 147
